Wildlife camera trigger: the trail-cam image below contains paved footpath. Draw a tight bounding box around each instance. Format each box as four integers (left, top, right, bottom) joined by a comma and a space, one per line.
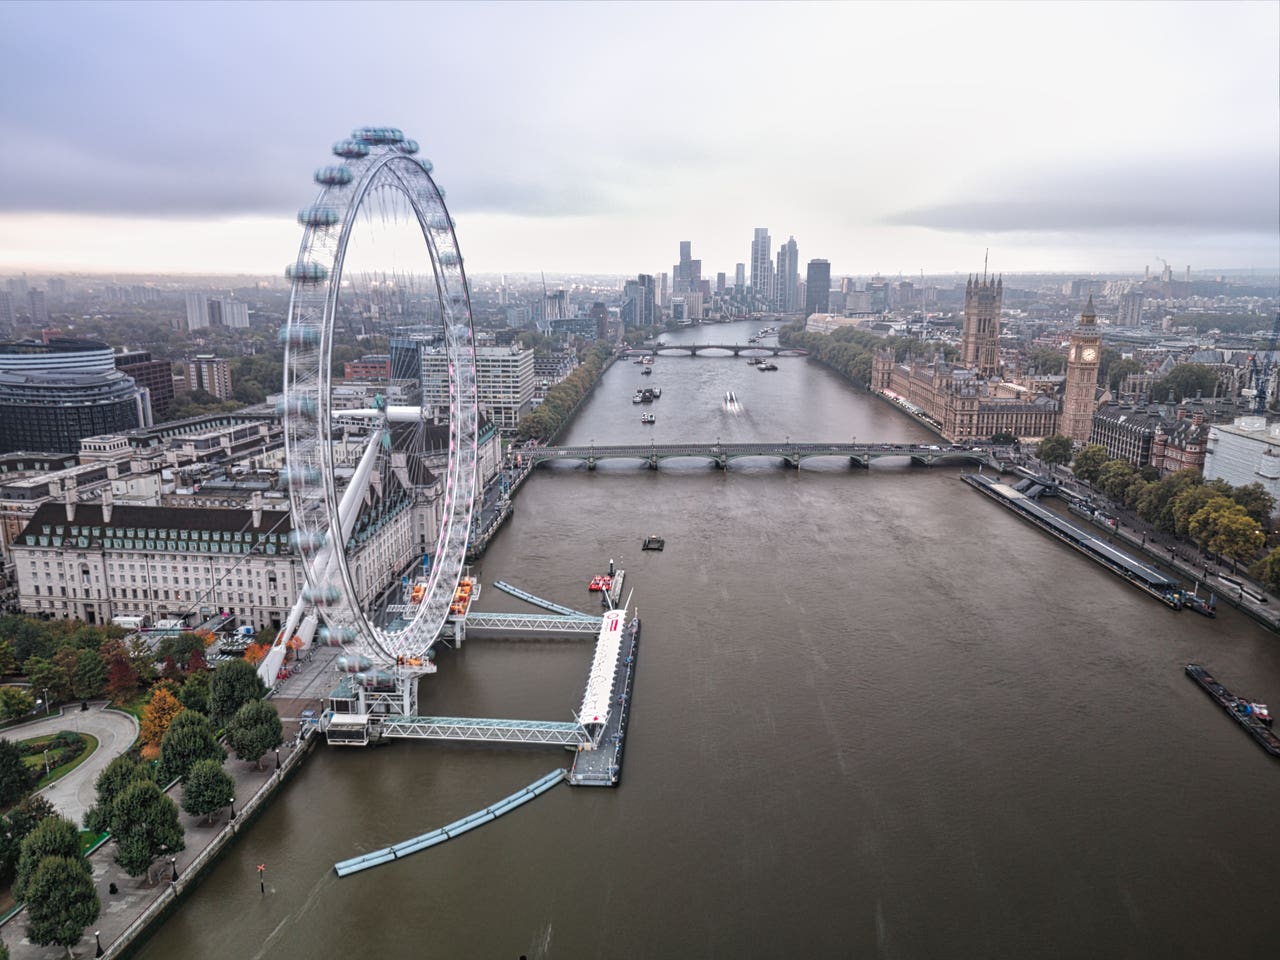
3, 704, 139, 828
0, 686, 319, 959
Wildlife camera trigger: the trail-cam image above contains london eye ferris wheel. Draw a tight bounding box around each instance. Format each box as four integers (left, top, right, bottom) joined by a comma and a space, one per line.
279, 126, 479, 669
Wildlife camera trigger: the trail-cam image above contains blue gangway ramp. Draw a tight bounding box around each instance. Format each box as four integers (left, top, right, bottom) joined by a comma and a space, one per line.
492, 580, 598, 618
334, 768, 566, 877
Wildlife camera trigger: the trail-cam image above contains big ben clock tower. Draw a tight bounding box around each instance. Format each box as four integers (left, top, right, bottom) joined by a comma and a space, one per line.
1062, 295, 1101, 443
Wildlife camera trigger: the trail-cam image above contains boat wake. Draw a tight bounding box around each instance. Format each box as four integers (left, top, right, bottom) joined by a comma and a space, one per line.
723, 390, 743, 414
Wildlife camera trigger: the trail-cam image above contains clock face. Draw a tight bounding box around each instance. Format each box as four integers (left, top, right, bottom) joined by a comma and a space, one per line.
1082, 347, 1097, 363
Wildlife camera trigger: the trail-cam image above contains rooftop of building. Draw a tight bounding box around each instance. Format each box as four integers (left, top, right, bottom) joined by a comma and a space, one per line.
0, 337, 111, 355
16, 500, 294, 544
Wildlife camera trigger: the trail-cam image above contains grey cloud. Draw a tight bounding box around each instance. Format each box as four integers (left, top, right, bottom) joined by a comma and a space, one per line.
885, 157, 1279, 235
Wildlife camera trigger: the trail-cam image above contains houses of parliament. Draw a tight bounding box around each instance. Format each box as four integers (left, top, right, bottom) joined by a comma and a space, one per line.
870, 273, 1101, 443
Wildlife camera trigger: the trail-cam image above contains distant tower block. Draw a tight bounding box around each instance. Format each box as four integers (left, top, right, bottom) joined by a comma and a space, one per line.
961, 273, 1002, 378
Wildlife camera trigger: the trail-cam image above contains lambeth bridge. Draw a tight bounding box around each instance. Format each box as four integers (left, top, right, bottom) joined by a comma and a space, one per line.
622, 344, 808, 357
522, 441, 1006, 471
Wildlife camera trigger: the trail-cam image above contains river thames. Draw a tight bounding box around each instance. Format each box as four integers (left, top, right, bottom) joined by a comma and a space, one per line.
138, 320, 1280, 958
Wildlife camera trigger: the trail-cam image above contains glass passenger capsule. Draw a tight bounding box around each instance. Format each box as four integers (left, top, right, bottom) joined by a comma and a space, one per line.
318, 626, 358, 647
438, 251, 460, 267
419, 158, 433, 174
315, 166, 353, 186
353, 126, 403, 145
277, 324, 320, 347
332, 139, 370, 159
298, 206, 340, 228
278, 465, 321, 487
275, 396, 318, 418
397, 139, 419, 154
288, 529, 327, 550
285, 262, 328, 282
300, 584, 341, 606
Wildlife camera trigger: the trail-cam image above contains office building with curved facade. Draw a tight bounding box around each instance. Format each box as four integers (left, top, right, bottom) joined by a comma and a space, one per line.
0, 338, 145, 453
0, 369, 145, 453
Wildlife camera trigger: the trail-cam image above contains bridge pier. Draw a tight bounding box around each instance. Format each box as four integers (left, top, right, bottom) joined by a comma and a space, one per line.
715, 454, 728, 470
785, 455, 800, 469
647, 455, 658, 470
849, 456, 869, 469
587, 457, 596, 471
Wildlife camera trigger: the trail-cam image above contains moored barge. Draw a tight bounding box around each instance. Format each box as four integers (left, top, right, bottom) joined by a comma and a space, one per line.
1185, 663, 1280, 757
964, 473, 1185, 609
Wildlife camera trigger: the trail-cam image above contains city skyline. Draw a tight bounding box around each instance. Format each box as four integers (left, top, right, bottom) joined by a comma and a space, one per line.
0, 1, 1276, 277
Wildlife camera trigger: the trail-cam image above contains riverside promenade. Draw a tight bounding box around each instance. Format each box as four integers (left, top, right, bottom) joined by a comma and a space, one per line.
0, 651, 334, 960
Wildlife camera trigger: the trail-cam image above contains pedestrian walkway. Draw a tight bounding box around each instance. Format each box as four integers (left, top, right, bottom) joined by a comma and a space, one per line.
0, 687, 317, 959
4, 704, 138, 828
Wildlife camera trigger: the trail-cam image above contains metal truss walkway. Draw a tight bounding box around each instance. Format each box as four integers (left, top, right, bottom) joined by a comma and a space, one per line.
463, 611, 602, 637
378, 715, 590, 745
492, 580, 598, 618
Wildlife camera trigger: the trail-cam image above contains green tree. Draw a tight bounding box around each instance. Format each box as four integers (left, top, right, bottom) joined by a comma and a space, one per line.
181, 758, 234, 823
158, 710, 224, 784
1027, 348, 1066, 375
49, 648, 81, 702
0, 686, 35, 720
0, 639, 16, 675
1100, 353, 1152, 394
1250, 547, 1280, 594
1171, 484, 1223, 538
84, 755, 152, 835
990, 432, 1016, 445
208, 658, 266, 728
157, 632, 208, 666
110, 780, 185, 881
1150, 363, 1220, 402
24, 855, 100, 955
72, 648, 106, 700
178, 669, 212, 716
14, 814, 83, 902
25, 657, 62, 710
1097, 459, 1137, 500
0, 738, 35, 806
226, 699, 283, 769
1036, 434, 1073, 465
1229, 482, 1276, 533
1189, 498, 1267, 570
1135, 469, 1202, 533
0, 795, 56, 887
1071, 444, 1109, 485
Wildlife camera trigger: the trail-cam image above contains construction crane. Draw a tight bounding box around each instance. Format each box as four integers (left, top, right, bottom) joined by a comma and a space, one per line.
1245, 312, 1280, 414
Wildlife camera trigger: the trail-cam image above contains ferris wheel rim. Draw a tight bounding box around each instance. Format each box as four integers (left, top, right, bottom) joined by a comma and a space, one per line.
280, 129, 479, 665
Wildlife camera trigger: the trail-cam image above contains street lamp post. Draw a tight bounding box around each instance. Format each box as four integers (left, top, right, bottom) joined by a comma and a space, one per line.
275, 748, 281, 771
95, 931, 103, 958
43, 749, 50, 779
170, 856, 178, 882
42, 688, 49, 715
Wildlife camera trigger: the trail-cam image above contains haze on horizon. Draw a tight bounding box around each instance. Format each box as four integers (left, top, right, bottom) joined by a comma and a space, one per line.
0, 0, 1276, 279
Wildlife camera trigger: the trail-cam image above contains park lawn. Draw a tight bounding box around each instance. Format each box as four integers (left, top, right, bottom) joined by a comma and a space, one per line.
19, 732, 100, 790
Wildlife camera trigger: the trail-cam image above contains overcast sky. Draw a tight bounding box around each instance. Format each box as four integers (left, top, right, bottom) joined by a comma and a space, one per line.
0, 0, 1276, 278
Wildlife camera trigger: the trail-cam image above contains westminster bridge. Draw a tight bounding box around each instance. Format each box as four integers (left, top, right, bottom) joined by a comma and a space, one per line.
518, 441, 1007, 471
621, 344, 809, 357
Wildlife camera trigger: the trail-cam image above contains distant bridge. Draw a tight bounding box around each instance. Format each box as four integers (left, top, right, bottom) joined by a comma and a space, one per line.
622, 344, 808, 357
523, 441, 1005, 471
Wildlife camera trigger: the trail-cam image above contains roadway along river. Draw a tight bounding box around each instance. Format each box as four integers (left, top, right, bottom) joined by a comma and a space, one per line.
140, 320, 1280, 958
